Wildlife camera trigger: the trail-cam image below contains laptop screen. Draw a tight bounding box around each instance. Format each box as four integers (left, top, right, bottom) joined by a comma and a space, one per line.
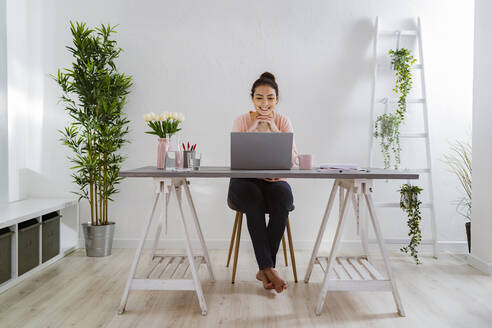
230, 132, 293, 170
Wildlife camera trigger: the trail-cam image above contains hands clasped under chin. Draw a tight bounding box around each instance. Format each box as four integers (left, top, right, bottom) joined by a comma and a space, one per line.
249, 115, 279, 132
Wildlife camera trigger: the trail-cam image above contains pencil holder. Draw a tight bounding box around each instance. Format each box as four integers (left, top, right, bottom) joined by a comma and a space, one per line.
183, 151, 196, 169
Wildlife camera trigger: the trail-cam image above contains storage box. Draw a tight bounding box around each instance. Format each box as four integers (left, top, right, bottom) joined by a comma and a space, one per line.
0, 228, 13, 284
18, 219, 40, 275
42, 212, 61, 263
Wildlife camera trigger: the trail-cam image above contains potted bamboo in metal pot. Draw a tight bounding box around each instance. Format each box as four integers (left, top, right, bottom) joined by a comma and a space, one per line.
53, 22, 132, 257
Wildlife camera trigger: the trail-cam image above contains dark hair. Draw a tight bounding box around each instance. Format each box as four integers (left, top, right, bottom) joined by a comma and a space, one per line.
250, 72, 279, 98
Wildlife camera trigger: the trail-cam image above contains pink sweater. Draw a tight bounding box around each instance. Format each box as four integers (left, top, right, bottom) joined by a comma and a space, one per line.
232, 111, 298, 175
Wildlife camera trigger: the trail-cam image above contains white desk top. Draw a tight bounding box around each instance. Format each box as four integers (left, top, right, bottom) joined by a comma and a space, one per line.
0, 198, 77, 228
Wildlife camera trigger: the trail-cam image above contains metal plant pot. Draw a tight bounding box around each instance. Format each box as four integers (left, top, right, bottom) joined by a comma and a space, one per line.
82, 222, 115, 257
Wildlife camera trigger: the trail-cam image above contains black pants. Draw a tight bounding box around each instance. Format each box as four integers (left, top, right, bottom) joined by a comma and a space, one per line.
228, 178, 294, 270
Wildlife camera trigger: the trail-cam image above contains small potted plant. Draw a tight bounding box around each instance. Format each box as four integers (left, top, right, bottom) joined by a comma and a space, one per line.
143, 111, 185, 169
399, 184, 424, 264
443, 140, 472, 252
53, 22, 132, 257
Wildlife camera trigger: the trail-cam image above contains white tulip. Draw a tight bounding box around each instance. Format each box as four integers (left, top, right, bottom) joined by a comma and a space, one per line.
162, 111, 169, 120
143, 113, 151, 122
178, 113, 185, 122
167, 112, 173, 120
157, 113, 165, 121
149, 112, 157, 121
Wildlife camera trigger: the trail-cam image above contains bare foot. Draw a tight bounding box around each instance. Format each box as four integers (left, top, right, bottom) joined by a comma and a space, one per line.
263, 268, 288, 293
256, 270, 274, 290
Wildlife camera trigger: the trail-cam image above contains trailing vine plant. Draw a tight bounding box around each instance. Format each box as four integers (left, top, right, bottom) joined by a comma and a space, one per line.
390, 48, 417, 120
399, 184, 423, 264
374, 113, 401, 169
374, 48, 416, 169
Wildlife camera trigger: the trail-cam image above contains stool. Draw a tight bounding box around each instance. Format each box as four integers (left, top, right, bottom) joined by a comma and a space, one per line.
226, 198, 298, 283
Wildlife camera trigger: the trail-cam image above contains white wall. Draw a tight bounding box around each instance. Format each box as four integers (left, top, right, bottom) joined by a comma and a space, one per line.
7, 0, 474, 252
0, 0, 7, 204
469, 0, 492, 274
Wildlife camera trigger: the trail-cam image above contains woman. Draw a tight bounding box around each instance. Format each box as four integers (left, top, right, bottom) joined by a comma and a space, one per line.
228, 72, 297, 293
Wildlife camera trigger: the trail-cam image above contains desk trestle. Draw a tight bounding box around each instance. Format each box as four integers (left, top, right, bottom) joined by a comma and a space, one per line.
304, 179, 405, 317
118, 178, 215, 316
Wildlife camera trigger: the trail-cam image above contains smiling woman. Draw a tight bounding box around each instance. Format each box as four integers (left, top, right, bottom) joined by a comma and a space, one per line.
232, 72, 298, 163
228, 72, 297, 293
249, 72, 279, 132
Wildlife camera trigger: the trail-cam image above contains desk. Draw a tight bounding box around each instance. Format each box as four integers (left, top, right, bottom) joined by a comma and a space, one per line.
117, 166, 418, 316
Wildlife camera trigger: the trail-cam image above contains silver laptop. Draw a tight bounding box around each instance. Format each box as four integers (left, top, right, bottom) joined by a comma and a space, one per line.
231, 132, 293, 170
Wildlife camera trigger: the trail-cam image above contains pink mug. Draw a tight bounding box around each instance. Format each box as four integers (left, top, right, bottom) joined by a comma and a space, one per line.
296, 154, 313, 170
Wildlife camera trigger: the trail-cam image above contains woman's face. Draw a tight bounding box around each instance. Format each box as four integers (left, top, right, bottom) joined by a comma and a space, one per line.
252, 85, 277, 116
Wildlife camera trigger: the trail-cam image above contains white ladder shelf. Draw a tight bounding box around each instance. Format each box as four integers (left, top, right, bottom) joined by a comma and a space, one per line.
368, 17, 438, 258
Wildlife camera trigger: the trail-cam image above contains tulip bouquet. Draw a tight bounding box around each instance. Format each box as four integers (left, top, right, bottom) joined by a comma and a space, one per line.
143, 111, 185, 138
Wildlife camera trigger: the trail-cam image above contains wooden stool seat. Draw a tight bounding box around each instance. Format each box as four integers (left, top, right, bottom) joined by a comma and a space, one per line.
226, 198, 298, 283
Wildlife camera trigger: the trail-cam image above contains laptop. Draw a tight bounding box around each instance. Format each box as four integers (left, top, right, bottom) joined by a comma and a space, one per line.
231, 132, 293, 170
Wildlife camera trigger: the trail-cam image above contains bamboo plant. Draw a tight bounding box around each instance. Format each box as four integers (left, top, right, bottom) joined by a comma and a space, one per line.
53, 22, 132, 226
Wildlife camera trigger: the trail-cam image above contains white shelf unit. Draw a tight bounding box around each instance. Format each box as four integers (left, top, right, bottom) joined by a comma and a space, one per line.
0, 198, 79, 294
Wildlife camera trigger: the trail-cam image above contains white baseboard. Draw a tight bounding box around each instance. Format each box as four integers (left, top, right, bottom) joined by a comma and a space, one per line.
82, 238, 468, 254
467, 254, 492, 275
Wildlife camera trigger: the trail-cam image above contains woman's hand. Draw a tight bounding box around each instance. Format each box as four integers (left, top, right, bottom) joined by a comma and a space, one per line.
248, 114, 277, 132
256, 115, 280, 132
247, 117, 262, 132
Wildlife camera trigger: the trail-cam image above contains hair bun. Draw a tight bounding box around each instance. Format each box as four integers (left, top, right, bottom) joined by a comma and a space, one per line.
260, 72, 275, 81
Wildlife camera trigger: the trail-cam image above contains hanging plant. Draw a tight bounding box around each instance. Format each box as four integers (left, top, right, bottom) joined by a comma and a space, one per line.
399, 184, 423, 264
389, 48, 417, 120
374, 113, 401, 170
374, 48, 416, 169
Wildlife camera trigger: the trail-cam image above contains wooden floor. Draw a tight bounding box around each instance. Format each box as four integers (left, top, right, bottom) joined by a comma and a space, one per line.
0, 248, 491, 328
